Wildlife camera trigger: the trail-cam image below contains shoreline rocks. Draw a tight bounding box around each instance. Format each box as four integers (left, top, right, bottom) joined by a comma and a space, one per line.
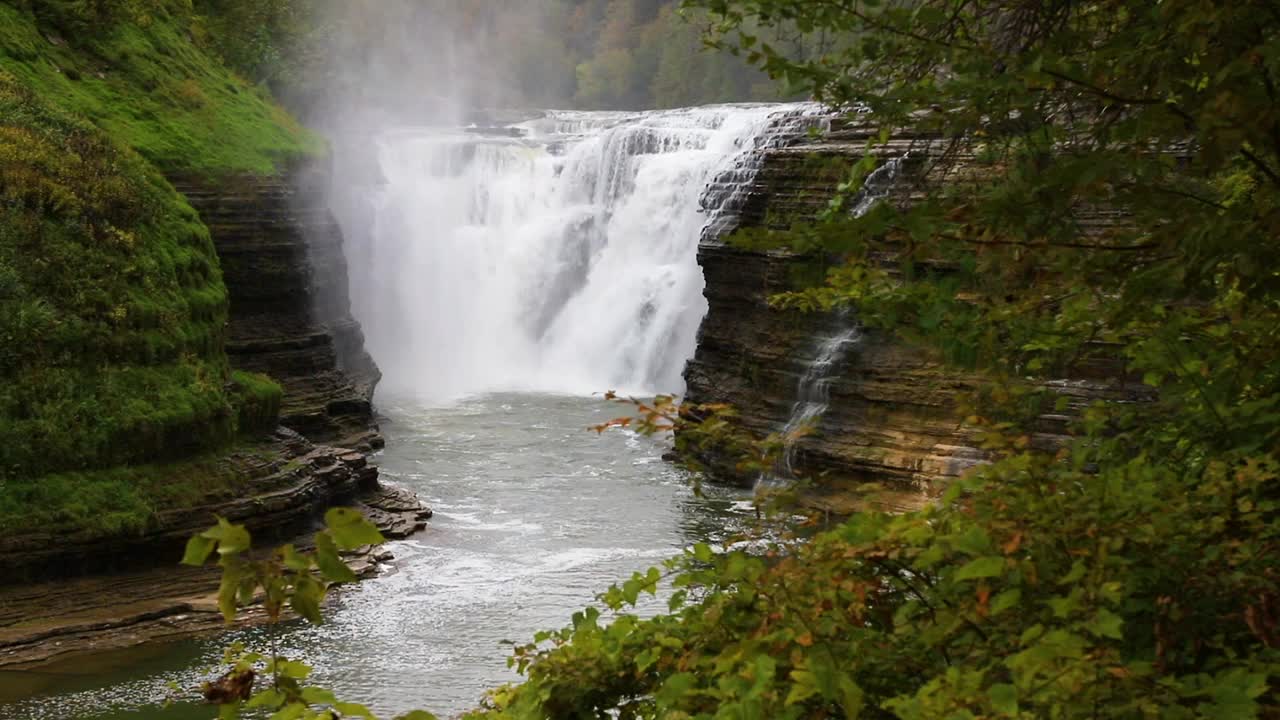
0, 427, 430, 671
0, 428, 429, 583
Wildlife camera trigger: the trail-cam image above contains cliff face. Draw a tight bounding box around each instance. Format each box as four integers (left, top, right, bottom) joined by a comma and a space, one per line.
0, 5, 428, 589
686, 133, 1143, 509
686, 243, 986, 510
171, 168, 383, 451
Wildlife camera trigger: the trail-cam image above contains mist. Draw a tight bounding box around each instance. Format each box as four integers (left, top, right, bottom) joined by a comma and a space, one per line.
300, 1, 810, 403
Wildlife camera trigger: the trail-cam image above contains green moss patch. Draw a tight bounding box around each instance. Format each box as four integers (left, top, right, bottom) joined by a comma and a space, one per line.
230, 370, 285, 438
0, 1, 322, 174
0, 68, 264, 479
0, 443, 287, 537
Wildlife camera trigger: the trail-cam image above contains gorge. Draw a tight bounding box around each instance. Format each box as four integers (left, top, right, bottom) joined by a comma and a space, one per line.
3, 99, 1140, 718
0, 103, 861, 717
6, 2, 1276, 717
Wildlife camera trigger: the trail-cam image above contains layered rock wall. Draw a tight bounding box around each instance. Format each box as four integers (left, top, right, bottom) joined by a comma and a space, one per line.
170, 168, 382, 451
686, 126, 1142, 509
0, 430, 429, 581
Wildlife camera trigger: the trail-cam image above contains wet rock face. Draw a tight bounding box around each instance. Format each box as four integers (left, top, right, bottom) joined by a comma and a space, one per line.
685, 242, 995, 501
685, 133, 1145, 503
170, 167, 382, 451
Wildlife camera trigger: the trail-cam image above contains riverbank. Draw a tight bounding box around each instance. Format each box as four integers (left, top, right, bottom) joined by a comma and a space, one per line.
0, 472, 428, 675
0, 394, 753, 719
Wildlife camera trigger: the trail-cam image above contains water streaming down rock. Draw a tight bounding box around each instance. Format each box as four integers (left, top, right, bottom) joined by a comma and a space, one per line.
336, 104, 827, 403
756, 157, 904, 491
774, 323, 863, 482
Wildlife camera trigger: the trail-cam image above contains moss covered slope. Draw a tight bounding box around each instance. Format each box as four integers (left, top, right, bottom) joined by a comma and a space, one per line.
0, 1, 321, 173
0, 68, 236, 479
0, 1, 308, 539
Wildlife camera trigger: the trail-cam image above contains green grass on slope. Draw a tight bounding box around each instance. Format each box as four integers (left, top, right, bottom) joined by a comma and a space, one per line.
0, 1, 322, 173
0, 69, 279, 483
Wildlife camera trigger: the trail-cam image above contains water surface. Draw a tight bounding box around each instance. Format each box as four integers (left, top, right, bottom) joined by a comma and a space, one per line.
1, 393, 750, 719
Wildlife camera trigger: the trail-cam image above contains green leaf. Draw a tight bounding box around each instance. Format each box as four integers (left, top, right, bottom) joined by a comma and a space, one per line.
280, 544, 312, 572
656, 672, 698, 706
1058, 560, 1087, 585
246, 688, 285, 709
324, 508, 384, 550
1087, 608, 1124, 639
988, 683, 1018, 715
785, 670, 820, 706
217, 562, 242, 624
268, 703, 306, 720
290, 575, 325, 625
334, 701, 377, 718
395, 712, 440, 720
299, 687, 336, 705
954, 556, 1005, 580
635, 648, 657, 672
315, 532, 358, 584
692, 543, 714, 562
273, 659, 312, 681
181, 534, 216, 566
991, 588, 1022, 616
204, 517, 252, 557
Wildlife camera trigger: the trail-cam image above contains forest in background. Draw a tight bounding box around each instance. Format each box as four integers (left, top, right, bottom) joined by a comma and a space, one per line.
196, 0, 814, 117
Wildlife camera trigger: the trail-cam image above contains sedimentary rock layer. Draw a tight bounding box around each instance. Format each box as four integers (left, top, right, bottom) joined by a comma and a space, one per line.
170, 168, 382, 450
686, 127, 1145, 507
0, 429, 431, 582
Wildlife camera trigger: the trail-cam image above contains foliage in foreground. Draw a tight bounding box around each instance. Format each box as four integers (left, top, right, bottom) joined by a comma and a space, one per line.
183, 509, 442, 720
199, 398, 1278, 718
471, 410, 1278, 719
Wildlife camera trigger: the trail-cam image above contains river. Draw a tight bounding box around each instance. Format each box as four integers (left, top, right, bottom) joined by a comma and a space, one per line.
1, 393, 752, 719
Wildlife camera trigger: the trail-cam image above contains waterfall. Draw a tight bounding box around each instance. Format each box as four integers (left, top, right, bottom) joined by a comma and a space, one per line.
335, 103, 825, 403
774, 324, 863, 480
758, 156, 903, 490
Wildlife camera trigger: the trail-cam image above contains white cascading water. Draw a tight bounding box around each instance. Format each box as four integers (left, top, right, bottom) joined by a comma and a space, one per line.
341, 104, 825, 403
775, 324, 863, 480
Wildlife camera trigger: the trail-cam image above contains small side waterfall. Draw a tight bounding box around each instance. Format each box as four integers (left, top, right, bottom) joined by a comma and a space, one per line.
757, 156, 903, 491
773, 323, 862, 481
849, 155, 905, 217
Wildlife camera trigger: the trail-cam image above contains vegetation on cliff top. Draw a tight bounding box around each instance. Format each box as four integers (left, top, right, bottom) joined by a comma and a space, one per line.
0, 0, 294, 534
0, 0, 321, 173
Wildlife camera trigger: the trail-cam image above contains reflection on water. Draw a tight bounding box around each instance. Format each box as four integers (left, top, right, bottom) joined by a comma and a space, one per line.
1, 393, 750, 719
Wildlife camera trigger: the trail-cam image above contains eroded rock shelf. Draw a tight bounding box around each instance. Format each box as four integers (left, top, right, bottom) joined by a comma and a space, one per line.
686, 126, 1149, 509
170, 168, 382, 452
